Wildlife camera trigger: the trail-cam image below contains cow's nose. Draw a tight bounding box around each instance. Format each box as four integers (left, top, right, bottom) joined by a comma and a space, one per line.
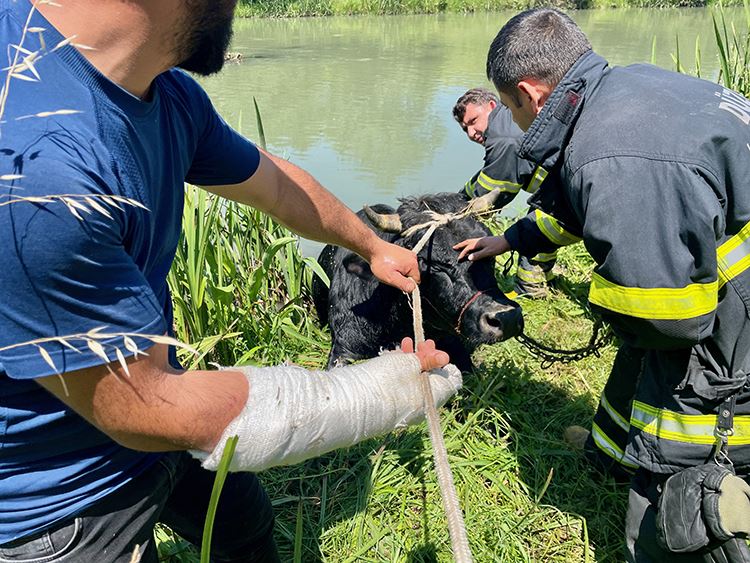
479, 307, 523, 339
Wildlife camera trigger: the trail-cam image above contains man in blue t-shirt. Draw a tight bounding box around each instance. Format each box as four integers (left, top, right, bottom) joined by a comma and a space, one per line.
0, 2, 462, 561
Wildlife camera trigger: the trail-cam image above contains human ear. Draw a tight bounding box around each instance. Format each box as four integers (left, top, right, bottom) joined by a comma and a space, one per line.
517, 80, 552, 115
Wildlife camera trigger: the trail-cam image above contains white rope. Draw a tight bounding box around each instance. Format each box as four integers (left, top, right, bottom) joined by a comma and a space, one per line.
409, 284, 473, 563
398, 199, 496, 561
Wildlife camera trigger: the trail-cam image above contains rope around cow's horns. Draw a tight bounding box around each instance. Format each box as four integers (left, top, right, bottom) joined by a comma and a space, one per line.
408, 281, 473, 563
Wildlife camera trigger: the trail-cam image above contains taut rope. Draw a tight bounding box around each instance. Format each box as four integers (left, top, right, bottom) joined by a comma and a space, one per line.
409, 283, 473, 563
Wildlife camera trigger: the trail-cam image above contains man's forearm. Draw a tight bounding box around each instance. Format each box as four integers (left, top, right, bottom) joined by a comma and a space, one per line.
36, 344, 248, 453
263, 153, 383, 261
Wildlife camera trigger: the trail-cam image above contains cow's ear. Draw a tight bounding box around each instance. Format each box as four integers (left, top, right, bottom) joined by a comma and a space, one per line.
343, 254, 373, 279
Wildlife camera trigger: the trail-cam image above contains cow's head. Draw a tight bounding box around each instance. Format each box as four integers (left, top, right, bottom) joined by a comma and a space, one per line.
363, 191, 523, 350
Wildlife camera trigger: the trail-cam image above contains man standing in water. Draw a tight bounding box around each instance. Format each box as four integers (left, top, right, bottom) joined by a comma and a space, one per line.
456, 8, 750, 561
0, 1, 459, 561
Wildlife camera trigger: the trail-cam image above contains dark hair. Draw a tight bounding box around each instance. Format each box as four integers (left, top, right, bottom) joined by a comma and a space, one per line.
452, 87, 499, 122
486, 8, 591, 95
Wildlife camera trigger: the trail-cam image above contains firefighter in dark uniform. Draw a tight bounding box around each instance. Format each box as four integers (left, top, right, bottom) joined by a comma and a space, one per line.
452, 87, 559, 297
454, 88, 629, 480
455, 8, 750, 561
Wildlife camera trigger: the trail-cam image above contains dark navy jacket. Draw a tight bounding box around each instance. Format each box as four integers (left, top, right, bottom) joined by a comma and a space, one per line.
507, 50, 750, 472
463, 105, 538, 202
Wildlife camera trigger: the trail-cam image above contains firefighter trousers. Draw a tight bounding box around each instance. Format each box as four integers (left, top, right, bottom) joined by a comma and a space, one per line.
584, 344, 643, 483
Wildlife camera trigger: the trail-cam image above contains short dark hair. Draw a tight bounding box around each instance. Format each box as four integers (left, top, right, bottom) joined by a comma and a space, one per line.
486, 8, 591, 94
452, 88, 499, 122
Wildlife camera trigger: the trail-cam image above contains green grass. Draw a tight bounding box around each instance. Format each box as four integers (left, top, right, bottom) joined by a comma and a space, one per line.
156, 9, 750, 561
160, 205, 628, 561
235, 0, 746, 18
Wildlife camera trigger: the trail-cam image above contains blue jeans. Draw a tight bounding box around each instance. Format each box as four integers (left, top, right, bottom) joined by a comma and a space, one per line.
0, 452, 279, 563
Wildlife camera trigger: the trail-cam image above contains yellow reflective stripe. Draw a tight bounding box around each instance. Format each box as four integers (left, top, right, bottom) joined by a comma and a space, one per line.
476, 172, 522, 194
464, 180, 476, 198
525, 165, 548, 194
591, 423, 639, 468
589, 273, 717, 320
631, 400, 750, 446
534, 210, 582, 246
516, 265, 547, 284
718, 220, 750, 288
600, 393, 630, 433
532, 250, 558, 263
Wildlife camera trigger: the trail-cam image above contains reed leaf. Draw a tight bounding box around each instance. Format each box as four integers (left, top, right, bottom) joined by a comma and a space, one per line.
253, 97, 267, 151
200, 436, 238, 563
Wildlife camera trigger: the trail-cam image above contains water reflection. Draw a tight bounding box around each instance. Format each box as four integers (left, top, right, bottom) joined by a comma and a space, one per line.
198, 8, 746, 251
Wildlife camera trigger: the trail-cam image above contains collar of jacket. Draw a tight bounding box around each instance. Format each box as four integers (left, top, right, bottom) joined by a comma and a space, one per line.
481, 103, 503, 145
484, 103, 522, 148
518, 50, 609, 170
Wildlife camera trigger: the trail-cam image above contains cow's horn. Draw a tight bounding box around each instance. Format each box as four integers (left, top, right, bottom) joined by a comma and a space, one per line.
467, 189, 503, 213
363, 205, 402, 233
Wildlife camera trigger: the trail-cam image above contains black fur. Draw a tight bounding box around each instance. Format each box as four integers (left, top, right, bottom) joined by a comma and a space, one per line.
312, 193, 523, 371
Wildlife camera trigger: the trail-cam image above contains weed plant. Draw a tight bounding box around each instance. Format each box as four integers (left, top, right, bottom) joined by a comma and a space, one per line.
711, 0, 750, 94
167, 186, 330, 370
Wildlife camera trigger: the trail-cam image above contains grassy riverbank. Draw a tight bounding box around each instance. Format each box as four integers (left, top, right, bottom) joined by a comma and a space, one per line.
257, 243, 627, 562
155, 10, 748, 561
161, 210, 627, 562
235, 0, 739, 18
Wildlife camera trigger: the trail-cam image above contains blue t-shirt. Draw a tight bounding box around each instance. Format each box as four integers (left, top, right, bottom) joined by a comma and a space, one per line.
0, 1, 260, 543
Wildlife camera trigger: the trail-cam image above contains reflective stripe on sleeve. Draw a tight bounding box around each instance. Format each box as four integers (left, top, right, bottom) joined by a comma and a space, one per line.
534, 210, 582, 246
718, 219, 750, 288
532, 250, 559, 263
591, 423, 639, 468
525, 165, 548, 194
630, 400, 750, 446
476, 172, 522, 194
588, 273, 717, 320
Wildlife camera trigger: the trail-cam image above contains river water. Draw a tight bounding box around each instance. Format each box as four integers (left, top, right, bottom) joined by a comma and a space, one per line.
199, 8, 746, 252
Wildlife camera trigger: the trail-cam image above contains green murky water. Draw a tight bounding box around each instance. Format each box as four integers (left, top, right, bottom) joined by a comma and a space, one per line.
199, 8, 746, 251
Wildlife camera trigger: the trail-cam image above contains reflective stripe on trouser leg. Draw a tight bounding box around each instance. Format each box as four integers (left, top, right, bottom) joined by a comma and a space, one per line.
587, 345, 644, 477
517, 255, 556, 285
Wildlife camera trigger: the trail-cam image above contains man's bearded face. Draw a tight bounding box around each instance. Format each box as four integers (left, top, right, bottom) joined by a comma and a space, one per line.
176, 0, 237, 76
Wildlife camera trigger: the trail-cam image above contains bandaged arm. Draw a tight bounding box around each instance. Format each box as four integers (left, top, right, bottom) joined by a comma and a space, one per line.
36, 343, 461, 472
191, 353, 462, 472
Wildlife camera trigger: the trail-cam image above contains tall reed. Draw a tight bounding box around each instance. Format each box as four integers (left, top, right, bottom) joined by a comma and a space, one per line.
673, 0, 750, 95
712, 0, 750, 94
167, 187, 330, 369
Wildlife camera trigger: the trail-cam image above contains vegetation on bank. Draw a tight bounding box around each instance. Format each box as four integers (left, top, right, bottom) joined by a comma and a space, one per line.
162, 206, 625, 561
155, 7, 749, 562
236, 0, 741, 19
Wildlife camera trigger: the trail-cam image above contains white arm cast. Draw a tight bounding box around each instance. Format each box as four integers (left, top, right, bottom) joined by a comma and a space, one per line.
190, 353, 462, 472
